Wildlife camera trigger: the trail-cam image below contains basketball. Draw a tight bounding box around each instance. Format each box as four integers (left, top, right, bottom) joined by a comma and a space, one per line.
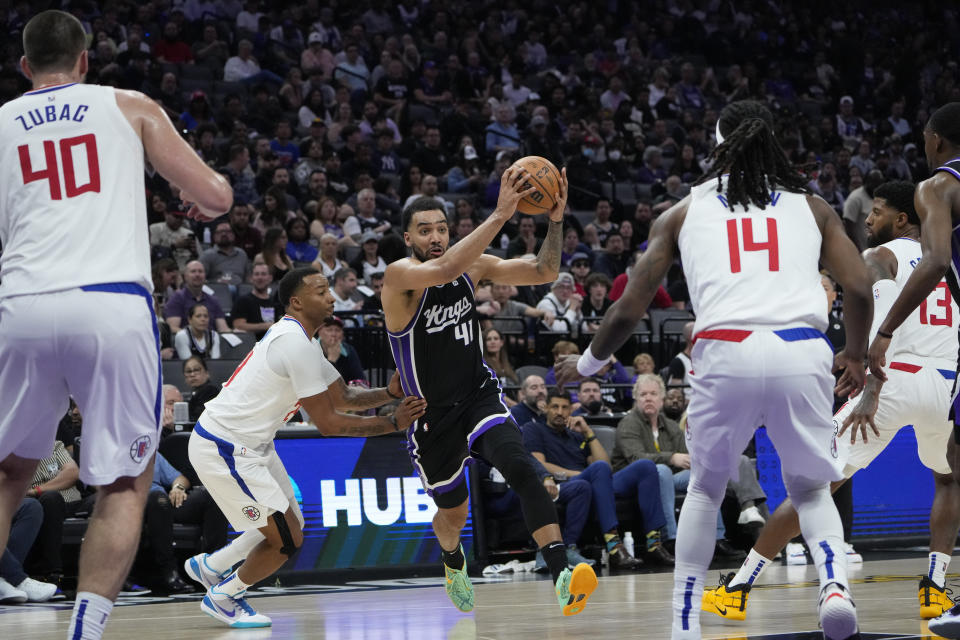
511, 156, 562, 215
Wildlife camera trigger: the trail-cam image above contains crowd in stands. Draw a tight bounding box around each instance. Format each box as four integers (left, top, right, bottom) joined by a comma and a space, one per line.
0, 0, 945, 591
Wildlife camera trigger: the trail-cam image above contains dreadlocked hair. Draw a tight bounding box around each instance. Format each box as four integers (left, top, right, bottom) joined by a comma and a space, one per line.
697, 100, 811, 211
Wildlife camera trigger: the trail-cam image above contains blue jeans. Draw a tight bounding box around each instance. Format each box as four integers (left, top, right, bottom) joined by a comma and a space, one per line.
657, 465, 725, 541
578, 459, 666, 534
0, 498, 43, 585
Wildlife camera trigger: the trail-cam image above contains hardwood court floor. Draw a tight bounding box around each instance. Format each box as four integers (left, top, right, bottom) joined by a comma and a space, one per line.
0, 556, 950, 639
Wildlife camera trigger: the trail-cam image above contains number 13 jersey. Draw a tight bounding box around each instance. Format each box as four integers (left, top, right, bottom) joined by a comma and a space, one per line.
679, 181, 828, 335
387, 273, 494, 404
0, 83, 150, 299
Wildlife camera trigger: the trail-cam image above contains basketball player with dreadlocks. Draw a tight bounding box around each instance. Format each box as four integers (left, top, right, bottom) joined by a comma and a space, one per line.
557, 100, 873, 640
864, 102, 960, 639
701, 180, 960, 623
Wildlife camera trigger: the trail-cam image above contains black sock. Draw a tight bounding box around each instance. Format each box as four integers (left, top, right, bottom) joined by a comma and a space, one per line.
441, 543, 465, 569
541, 541, 567, 583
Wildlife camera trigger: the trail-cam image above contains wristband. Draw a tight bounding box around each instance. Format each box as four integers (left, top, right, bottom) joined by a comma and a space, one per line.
876, 330, 893, 339
584, 435, 596, 444
34, 487, 43, 496
576, 344, 610, 376
173, 483, 187, 491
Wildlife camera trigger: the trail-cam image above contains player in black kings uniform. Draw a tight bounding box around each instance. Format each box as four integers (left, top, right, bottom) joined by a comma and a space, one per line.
382, 166, 598, 617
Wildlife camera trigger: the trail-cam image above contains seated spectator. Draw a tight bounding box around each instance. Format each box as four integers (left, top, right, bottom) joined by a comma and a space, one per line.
0, 498, 56, 602
632, 353, 656, 377
25, 440, 88, 587
154, 21, 194, 64
361, 271, 386, 317
152, 257, 180, 311
636, 146, 668, 184
270, 120, 300, 168
294, 138, 325, 187
164, 261, 230, 333
544, 341, 581, 397
149, 209, 199, 270
507, 216, 542, 259
333, 42, 371, 93
228, 203, 263, 262
523, 390, 669, 569
285, 217, 319, 264
330, 267, 366, 313
586, 199, 616, 247
199, 222, 251, 286
510, 374, 548, 428
486, 104, 521, 155
174, 303, 221, 361
663, 387, 688, 423
179, 91, 215, 132
486, 282, 554, 335
143, 452, 228, 594
183, 356, 221, 422
537, 273, 582, 335
667, 322, 694, 387
350, 231, 388, 284
562, 232, 592, 269
594, 233, 630, 279
609, 250, 674, 310
312, 233, 350, 279
412, 60, 452, 109
612, 375, 762, 557
255, 186, 297, 233
573, 378, 615, 417
411, 126, 453, 181
232, 263, 281, 338
310, 198, 347, 245
223, 38, 283, 85
254, 228, 294, 282
568, 252, 592, 295
402, 174, 453, 215
220, 148, 258, 210
477, 455, 595, 569
482, 328, 519, 405
446, 145, 484, 194
317, 315, 366, 383
581, 272, 613, 332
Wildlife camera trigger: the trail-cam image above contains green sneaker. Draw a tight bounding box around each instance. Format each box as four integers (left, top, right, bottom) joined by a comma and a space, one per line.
443, 545, 474, 612
555, 562, 598, 616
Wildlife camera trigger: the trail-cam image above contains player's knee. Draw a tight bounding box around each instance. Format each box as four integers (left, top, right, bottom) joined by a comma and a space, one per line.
271, 510, 303, 557
437, 502, 469, 530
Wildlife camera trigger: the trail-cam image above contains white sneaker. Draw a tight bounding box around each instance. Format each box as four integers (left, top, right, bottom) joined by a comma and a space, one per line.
785, 542, 807, 565
15, 577, 56, 602
737, 506, 765, 525
185, 553, 229, 589
0, 577, 27, 603
818, 582, 858, 640
930, 604, 960, 638
201, 588, 272, 628
843, 542, 862, 564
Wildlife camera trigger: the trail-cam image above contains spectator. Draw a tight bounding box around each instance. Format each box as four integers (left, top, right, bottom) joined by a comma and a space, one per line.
507, 216, 542, 258
544, 341, 581, 395
842, 169, 884, 251
486, 282, 555, 334
311, 232, 350, 279
523, 390, 666, 569
637, 146, 668, 184
663, 387, 688, 422
632, 353, 656, 377
301, 33, 334, 79
351, 231, 388, 284
612, 375, 763, 556
666, 322, 695, 388
521, 114, 564, 167
413, 60, 452, 108
174, 303, 221, 361
224, 39, 282, 85
192, 23, 229, 72
149, 209, 199, 269
568, 252, 593, 295
199, 222, 251, 286
220, 146, 258, 208
537, 272, 582, 335
486, 104, 521, 155
887, 99, 911, 138
510, 374, 548, 428
402, 174, 452, 214
179, 91, 214, 131
229, 203, 263, 261
278, 67, 306, 111
836, 95, 869, 147
446, 145, 484, 194
372, 128, 403, 178
317, 315, 366, 383
594, 233, 630, 279
154, 21, 193, 64
600, 75, 630, 112
482, 328, 519, 401
330, 267, 365, 312
254, 228, 294, 282
449, 212, 476, 244
573, 378, 614, 417
586, 199, 615, 247
580, 272, 613, 332
183, 355, 221, 422
232, 263, 281, 337
412, 127, 452, 179
270, 120, 299, 168
294, 139, 326, 187
143, 451, 228, 594
333, 42, 370, 93
849, 140, 875, 176
609, 250, 675, 310
164, 261, 230, 333
285, 217, 319, 264
0, 498, 56, 602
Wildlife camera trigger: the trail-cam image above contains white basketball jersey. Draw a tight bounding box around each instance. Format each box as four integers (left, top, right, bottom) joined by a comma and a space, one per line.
882, 237, 959, 364
200, 316, 341, 448
0, 83, 151, 298
679, 181, 827, 334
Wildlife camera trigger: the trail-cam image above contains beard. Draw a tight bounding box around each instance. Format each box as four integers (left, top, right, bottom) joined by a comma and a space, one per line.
663, 405, 684, 420
411, 243, 443, 261
866, 226, 893, 248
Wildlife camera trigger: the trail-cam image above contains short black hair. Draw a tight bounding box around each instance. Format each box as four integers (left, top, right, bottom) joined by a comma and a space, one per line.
577, 377, 602, 391
23, 10, 86, 74
547, 389, 572, 404
928, 103, 960, 147
278, 266, 320, 308
874, 181, 920, 226
401, 197, 447, 232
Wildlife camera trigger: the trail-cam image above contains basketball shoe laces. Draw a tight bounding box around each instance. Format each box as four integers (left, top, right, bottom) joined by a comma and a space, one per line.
227, 589, 257, 616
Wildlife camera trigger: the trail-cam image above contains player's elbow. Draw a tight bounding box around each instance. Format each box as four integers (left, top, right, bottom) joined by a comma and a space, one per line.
206, 179, 234, 215
923, 252, 951, 278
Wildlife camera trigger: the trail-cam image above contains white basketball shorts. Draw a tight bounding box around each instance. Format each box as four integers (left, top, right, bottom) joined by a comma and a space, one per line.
686, 327, 843, 484
835, 359, 954, 476
0, 283, 161, 485
188, 423, 293, 531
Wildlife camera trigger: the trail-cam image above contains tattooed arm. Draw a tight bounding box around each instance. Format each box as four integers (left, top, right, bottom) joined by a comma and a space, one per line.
300, 391, 427, 436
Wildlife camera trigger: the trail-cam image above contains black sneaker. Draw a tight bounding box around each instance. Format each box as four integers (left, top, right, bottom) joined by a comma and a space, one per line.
119, 580, 151, 596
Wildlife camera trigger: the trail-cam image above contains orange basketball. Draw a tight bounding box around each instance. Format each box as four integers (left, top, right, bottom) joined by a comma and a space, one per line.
511, 156, 561, 215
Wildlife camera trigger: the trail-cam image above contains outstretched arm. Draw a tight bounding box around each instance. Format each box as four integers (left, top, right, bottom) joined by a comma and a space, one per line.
383, 166, 535, 291
326, 371, 405, 411
300, 391, 427, 436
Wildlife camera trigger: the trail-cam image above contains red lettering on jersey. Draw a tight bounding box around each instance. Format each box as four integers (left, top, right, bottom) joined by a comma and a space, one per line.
18, 135, 101, 200
726, 217, 780, 273
18, 140, 61, 199
224, 350, 255, 387
920, 282, 952, 326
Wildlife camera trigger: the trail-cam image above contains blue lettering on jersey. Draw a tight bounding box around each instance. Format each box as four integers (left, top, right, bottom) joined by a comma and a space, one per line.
769, 191, 781, 206
15, 103, 88, 131
422, 296, 472, 334
910, 257, 921, 269
716, 194, 729, 208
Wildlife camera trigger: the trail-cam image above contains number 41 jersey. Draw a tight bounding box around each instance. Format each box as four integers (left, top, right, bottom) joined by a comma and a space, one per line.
387, 273, 494, 403
678, 181, 828, 335
0, 83, 151, 299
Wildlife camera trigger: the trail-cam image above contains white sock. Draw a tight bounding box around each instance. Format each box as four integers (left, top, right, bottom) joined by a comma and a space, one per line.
671, 468, 728, 638
206, 530, 265, 574
929, 552, 951, 588
67, 591, 114, 640
730, 548, 772, 587
213, 571, 251, 598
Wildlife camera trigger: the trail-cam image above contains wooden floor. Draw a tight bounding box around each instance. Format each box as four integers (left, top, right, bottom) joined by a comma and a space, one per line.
1, 556, 951, 639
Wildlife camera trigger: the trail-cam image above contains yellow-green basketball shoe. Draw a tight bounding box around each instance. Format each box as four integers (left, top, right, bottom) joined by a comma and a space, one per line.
556, 563, 598, 616
443, 545, 474, 612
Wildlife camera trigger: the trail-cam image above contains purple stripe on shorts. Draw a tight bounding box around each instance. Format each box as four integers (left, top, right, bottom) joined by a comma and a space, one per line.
467, 414, 509, 450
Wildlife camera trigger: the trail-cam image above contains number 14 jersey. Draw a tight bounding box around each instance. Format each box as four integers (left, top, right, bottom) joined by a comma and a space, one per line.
679, 181, 828, 335
0, 83, 150, 299
387, 273, 494, 404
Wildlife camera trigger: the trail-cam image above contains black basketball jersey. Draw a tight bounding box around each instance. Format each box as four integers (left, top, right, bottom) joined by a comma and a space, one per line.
934, 158, 960, 301
387, 273, 494, 403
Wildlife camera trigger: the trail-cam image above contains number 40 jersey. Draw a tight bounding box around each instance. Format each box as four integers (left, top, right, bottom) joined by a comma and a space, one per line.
387, 273, 495, 403
679, 181, 829, 336
0, 83, 151, 299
